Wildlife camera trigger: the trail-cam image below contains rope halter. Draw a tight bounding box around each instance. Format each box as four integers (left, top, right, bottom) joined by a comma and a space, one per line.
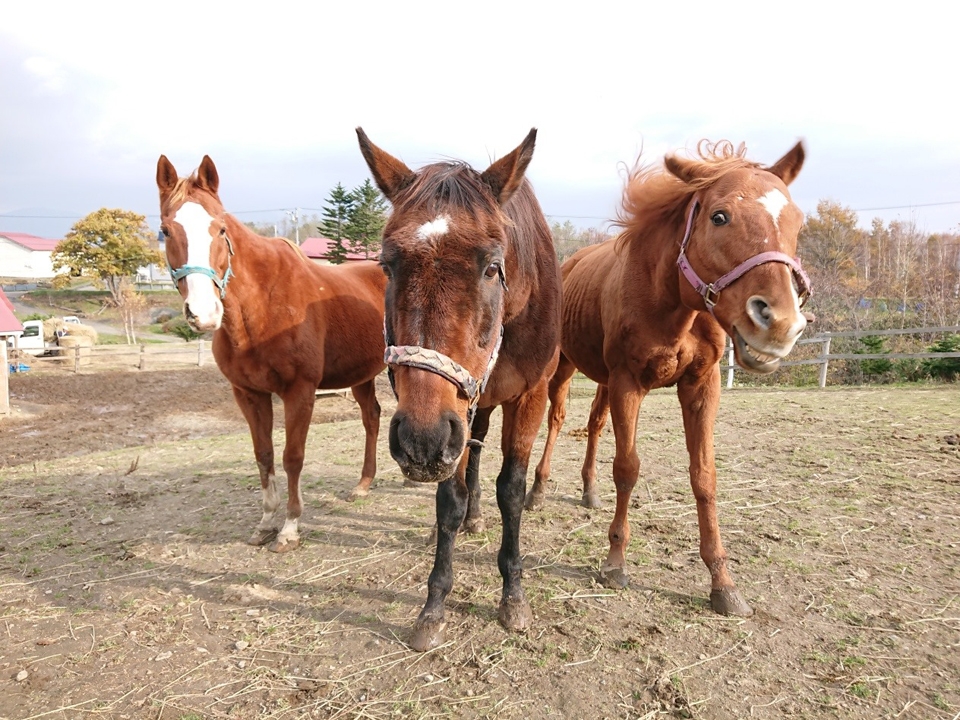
165, 230, 235, 300
676, 197, 811, 316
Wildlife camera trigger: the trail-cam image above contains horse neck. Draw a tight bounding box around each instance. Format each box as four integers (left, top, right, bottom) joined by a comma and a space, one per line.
621, 209, 700, 332
217, 216, 273, 343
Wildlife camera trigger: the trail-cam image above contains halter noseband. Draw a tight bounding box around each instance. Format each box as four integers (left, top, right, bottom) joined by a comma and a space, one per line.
676, 197, 811, 316
383, 268, 507, 426
165, 230, 236, 300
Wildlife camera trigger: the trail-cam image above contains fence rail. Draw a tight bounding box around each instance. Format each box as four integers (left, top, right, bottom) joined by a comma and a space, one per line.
722, 325, 960, 388
9, 339, 210, 373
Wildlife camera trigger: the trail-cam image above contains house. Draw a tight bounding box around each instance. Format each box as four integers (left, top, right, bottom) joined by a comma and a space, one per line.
0, 232, 59, 279
0, 288, 24, 346
300, 237, 375, 265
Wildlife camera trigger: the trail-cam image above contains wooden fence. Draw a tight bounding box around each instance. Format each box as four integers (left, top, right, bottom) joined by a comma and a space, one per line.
721, 325, 960, 388
9, 339, 211, 373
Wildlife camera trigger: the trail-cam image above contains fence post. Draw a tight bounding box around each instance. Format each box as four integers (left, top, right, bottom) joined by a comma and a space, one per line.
726, 344, 735, 389
197, 339, 204, 367
1, 342, 9, 415
818, 336, 831, 388
139, 344, 146, 371
74, 345, 80, 373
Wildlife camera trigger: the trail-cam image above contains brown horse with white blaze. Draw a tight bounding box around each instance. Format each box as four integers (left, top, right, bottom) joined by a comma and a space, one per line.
527, 141, 812, 616
156, 155, 387, 552
356, 128, 561, 651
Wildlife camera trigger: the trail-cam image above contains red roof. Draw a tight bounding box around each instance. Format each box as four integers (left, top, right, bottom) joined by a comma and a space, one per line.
0, 288, 24, 334
1, 232, 60, 252
300, 237, 373, 262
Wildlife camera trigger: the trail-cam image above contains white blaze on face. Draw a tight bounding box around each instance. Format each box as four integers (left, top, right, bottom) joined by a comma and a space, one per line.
757, 189, 790, 232
416, 215, 450, 241
173, 202, 223, 329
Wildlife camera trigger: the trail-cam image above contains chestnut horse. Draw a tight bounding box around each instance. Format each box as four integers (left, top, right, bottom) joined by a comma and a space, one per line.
156, 155, 387, 552
527, 141, 812, 617
356, 128, 561, 651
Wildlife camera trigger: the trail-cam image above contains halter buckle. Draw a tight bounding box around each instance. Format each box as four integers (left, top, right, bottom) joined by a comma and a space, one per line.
703, 284, 720, 308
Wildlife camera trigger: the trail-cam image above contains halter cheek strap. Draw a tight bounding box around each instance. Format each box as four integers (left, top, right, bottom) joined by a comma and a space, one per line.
166, 231, 236, 300
676, 197, 812, 316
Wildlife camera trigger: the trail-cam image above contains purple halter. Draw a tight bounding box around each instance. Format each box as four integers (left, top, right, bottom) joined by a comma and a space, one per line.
676, 197, 811, 316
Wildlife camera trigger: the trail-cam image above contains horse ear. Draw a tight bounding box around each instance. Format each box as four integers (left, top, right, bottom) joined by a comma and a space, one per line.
664, 154, 709, 185
766, 141, 805, 186
481, 128, 537, 205
355, 128, 415, 202
197, 155, 220, 194
157, 155, 179, 196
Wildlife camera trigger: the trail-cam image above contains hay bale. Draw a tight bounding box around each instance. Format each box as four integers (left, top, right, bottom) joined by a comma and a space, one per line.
64, 323, 98, 344
57, 335, 94, 365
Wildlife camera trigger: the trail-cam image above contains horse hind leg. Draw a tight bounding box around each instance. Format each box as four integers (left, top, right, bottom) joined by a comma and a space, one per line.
580, 384, 609, 508
232, 386, 282, 547
347, 378, 381, 501
526, 353, 576, 511
270, 383, 317, 553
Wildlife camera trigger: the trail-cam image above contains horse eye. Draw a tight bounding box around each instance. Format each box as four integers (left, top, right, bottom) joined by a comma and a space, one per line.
711, 211, 729, 226
160, 227, 169, 236
379, 263, 392, 279
484, 262, 500, 279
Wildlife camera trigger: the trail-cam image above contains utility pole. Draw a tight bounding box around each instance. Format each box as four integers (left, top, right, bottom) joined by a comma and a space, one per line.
286, 208, 301, 245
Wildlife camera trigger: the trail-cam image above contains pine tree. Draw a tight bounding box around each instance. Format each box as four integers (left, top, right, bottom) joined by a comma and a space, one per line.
319, 183, 354, 265
345, 179, 388, 260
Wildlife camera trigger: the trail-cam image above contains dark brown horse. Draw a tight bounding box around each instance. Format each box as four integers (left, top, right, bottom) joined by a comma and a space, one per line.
356, 128, 561, 651
156, 155, 387, 552
527, 141, 812, 616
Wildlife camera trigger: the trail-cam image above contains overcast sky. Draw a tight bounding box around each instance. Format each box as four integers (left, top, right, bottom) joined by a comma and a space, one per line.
2, 1, 957, 241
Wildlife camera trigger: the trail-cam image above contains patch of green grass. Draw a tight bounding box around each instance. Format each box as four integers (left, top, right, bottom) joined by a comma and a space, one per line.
849, 682, 873, 700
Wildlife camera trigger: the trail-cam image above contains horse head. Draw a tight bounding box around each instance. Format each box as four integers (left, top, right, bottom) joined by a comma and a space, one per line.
356, 128, 536, 482
156, 155, 233, 332
665, 142, 810, 373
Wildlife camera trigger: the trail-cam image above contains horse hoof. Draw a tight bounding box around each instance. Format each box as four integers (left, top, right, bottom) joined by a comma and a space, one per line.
347, 486, 370, 502
268, 536, 300, 554
710, 587, 754, 617
247, 528, 278, 547
463, 517, 485, 534
599, 566, 630, 589
580, 492, 601, 509
524, 491, 545, 512
498, 597, 533, 632
409, 618, 446, 652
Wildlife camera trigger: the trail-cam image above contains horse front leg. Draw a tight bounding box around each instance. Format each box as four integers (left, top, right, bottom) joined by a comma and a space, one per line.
580, 384, 609, 509
232, 386, 280, 547
677, 367, 753, 616
410, 469, 469, 652
462, 406, 493, 534
600, 373, 645, 589
271, 383, 316, 553
497, 379, 548, 631
526, 353, 576, 511
347, 378, 381, 501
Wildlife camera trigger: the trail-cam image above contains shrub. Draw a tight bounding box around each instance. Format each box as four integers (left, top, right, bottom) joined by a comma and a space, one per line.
161, 317, 204, 341
921, 334, 960, 381
855, 335, 893, 379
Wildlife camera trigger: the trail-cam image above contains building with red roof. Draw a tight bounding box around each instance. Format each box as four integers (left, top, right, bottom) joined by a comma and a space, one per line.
0, 287, 24, 340
0, 232, 60, 279
300, 237, 375, 265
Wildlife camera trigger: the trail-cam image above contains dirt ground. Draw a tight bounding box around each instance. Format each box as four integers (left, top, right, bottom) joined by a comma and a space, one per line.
1, 368, 958, 719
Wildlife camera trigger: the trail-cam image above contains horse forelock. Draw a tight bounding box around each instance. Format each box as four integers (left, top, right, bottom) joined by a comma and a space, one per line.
616, 140, 764, 251
389, 162, 544, 284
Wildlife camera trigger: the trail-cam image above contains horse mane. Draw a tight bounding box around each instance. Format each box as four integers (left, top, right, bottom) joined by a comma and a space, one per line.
616, 140, 761, 251
396, 161, 542, 282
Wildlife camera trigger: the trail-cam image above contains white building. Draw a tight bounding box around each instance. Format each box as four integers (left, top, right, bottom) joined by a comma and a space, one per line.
0, 232, 59, 279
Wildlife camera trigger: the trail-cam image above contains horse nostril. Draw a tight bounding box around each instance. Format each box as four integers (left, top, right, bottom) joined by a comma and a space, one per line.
747, 296, 773, 330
